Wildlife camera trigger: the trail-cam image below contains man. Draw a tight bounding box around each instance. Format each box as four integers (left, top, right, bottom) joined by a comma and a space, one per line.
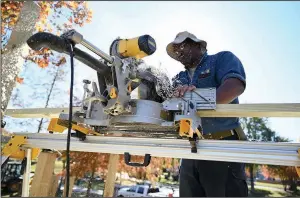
166, 31, 248, 197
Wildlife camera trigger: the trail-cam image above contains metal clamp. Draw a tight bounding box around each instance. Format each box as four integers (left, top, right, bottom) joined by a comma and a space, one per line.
2, 135, 27, 157
20, 157, 27, 175
124, 152, 151, 167
60, 29, 83, 44
189, 132, 200, 153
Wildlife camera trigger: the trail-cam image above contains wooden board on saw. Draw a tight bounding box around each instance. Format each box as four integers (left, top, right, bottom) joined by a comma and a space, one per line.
5, 103, 300, 118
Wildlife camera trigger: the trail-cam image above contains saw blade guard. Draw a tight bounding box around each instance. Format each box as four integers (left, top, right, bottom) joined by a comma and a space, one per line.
109, 99, 164, 126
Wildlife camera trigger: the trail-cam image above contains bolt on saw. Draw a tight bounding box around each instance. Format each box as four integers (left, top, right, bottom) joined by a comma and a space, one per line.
26, 30, 216, 156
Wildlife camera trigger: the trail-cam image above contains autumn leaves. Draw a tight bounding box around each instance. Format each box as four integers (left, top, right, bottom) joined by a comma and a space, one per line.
1, 1, 93, 84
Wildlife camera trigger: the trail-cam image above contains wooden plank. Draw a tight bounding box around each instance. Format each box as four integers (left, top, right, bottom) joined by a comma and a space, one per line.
5, 103, 300, 118
5, 107, 76, 118
103, 154, 120, 197
29, 152, 57, 197
198, 103, 300, 117
21, 149, 32, 197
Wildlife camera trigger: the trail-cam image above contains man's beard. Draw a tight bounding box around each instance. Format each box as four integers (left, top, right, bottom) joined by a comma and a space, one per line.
182, 55, 201, 69
179, 48, 206, 69
179, 51, 194, 68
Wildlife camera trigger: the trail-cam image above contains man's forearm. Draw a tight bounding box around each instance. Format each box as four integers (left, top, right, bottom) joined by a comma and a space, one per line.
216, 78, 245, 104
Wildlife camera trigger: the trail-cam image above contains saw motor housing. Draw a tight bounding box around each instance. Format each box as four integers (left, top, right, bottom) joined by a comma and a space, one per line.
109, 35, 156, 59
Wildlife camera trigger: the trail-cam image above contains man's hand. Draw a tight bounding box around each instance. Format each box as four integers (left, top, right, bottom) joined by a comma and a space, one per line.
174, 85, 196, 97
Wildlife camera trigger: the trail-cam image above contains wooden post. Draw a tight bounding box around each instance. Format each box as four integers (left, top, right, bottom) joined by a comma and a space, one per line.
29, 151, 57, 197
49, 175, 59, 197
296, 138, 300, 177
296, 166, 300, 178
103, 154, 120, 197
63, 176, 76, 197
21, 148, 31, 197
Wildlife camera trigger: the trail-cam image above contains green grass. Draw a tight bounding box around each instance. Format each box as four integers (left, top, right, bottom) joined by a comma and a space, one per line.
255, 181, 300, 191
249, 188, 300, 197
248, 185, 300, 197
249, 189, 272, 197
255, 181, 285, 189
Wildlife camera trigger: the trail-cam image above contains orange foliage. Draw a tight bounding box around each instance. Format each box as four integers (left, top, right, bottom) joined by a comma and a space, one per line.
15, 76, 24, 84
62, 151, 110, 178
245, 167, 250, 178
267, 166, 298, 181
117, 155, 179, 182
1, 1, 93, 68
53, 56, 67, 67
61, 151, 179, 182
1, 1, 23, 34
261, 165, 272, 179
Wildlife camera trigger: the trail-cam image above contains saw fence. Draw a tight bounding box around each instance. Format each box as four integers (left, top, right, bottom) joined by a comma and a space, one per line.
3, 103, 300, 197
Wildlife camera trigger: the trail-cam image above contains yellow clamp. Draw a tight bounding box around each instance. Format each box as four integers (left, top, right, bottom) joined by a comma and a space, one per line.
110, 87, 117, 99
2, 135, 40, 160
126, 80, 132, 93
47, 118, 100, 136
178, 119, 201, 138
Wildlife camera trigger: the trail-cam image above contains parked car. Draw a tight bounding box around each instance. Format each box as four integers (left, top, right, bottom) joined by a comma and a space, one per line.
117, 185, 174, 197
59, 177, 104, 197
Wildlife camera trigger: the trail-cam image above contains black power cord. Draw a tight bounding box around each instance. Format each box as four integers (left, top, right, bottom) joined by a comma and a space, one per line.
66, 43, 75, 197
26, 32, 76, 197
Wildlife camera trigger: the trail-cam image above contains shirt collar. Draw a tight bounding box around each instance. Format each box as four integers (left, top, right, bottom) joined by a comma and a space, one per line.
198, 52, 208, 66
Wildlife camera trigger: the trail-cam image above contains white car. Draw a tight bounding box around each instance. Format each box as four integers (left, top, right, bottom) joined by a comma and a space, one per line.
117, 185, 174, 197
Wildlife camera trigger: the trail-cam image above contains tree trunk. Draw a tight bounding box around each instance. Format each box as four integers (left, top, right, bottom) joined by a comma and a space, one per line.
86, 168, 95, 197
120, 172, 122, 185
249, 164, 255, 191
1, 1, 40, 112
288, 179, 297, 192
63, 176, 76, 197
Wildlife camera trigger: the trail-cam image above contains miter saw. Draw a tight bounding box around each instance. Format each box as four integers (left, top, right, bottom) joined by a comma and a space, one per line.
26, 29, 216, 155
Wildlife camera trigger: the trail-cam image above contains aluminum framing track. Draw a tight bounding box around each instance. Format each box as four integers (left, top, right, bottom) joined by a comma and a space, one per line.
13, 133, 300, 167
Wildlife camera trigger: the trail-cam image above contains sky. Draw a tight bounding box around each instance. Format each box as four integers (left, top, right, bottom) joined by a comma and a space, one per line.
5, 1, 300, 141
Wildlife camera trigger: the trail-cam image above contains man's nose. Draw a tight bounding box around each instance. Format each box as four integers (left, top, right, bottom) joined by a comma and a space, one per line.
175, 51, 184, 58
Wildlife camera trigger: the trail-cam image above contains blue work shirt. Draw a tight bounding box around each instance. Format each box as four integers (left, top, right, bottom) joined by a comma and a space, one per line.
172, 51, 246, 134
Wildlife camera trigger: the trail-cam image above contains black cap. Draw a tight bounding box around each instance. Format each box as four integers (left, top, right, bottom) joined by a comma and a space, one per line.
138, 35, 156, 55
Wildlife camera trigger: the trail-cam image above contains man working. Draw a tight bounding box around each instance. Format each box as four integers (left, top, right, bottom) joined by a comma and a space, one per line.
166, 31, 248, 197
